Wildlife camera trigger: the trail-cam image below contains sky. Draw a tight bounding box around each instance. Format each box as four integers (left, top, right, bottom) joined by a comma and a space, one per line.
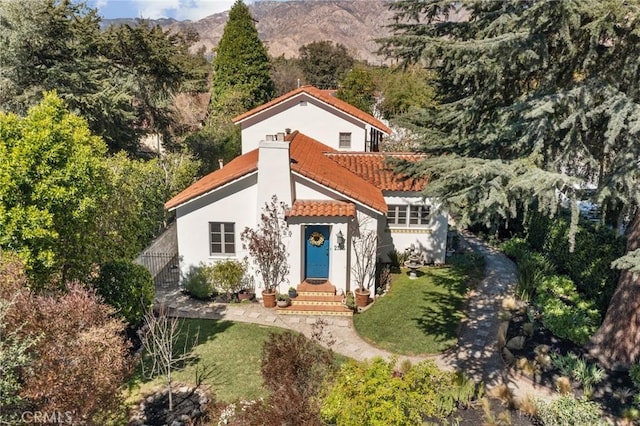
86, 0, 240, 21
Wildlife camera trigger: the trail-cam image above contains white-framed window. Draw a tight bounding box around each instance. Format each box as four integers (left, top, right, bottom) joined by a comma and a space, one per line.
339, 132, 352, 149
386, 205, 407, 225
409, 205, 431, 225
387, 205, 431, 227
209, 222, 235, 255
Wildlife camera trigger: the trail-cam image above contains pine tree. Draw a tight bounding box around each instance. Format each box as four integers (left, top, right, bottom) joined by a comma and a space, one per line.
211, 0, 275, 115
381, 0, 640, 367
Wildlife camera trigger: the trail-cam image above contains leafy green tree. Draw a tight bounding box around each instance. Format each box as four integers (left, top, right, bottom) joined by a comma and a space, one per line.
0, 0, 203, 154
377, 65, 437, 120
93, 260, 154, 327
270, 54, 305, 96
211, 0, 275, 114
299, 40, 355, 89
336, 65, 377, 114
96, 151, 200, 262
382, 0, 640, 367
0, 92, 108, 287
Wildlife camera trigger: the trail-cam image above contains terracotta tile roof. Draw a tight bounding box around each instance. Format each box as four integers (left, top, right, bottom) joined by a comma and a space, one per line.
286, 200, 356, 218
324, 152, 428, 191
232, 85, 391, 135
164, 150, 258, 210
288, 132, 387, 214
165, 131, 388, 213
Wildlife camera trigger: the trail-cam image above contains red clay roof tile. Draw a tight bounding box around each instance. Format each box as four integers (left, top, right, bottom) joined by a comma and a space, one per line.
324, 152, 428, 191
288, 132, 387, 214
165, 132, 389, 214
286, 200, 356, 218
232, 85, 391, 134
164, 150, 258, 210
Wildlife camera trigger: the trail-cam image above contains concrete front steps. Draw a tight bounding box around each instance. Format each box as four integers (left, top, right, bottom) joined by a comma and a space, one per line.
276, 281, 353, 317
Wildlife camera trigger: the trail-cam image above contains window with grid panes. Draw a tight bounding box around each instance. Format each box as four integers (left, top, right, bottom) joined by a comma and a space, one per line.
409, 205, 430, 225
209, 222, 235, 254
339, 132, 351, 149
386, 205, 407, 225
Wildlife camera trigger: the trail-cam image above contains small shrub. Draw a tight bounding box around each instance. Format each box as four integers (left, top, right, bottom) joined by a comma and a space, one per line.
536, 275, 600, 345
488, 383, 515, 408
211, 259, 246, 299
551, 352, 604, 399
516, 394, 537, 417
344, 291, 356, 311
183, 264, 214, 299
93, 260, 154, 327
258, 331, 335, 425
321, 358, 469, 424
555, 376, 573, 395
501, 295, 518, 311
629, 363, 640, 389
535, 395, 605, 426
501, 237, 529, 261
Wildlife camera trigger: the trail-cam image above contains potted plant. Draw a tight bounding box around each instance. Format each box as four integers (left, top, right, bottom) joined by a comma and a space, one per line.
351, 216, 378, 308
238, 277, 256, 301
288, 286, 297, 298
241, 195, 291, 308
276, 293, 290, 308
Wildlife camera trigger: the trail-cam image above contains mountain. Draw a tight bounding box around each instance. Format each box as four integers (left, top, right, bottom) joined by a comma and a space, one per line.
102, 1, 398, 64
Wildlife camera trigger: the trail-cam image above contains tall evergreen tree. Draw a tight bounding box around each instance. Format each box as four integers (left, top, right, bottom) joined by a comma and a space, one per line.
211, 0, 275, 114
381, 0, 640, 368
0, 0, 201, 154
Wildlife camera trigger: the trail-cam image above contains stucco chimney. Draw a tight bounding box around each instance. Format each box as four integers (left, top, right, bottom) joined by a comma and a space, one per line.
218, 158, 224, 169
257, 138, 293, 209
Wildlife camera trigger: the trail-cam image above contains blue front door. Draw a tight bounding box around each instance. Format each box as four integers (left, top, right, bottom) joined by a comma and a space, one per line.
305, 225, 330, 279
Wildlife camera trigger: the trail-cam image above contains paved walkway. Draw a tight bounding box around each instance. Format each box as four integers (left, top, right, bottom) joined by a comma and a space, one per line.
155, 233, 555, 400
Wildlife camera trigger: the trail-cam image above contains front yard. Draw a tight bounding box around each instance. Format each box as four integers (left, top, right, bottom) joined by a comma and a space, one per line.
353, 254, 484, 355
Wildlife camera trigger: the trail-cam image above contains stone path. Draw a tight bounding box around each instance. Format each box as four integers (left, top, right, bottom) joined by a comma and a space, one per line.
155, 232, 555, 400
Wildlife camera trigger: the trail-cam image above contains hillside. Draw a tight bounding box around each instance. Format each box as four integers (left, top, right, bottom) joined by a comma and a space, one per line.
103, 0, 398, 64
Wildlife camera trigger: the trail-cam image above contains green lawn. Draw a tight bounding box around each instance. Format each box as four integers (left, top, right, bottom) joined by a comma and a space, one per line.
128, 319, 283, 403
128, 318, 349, 405
353, 254, 483, 355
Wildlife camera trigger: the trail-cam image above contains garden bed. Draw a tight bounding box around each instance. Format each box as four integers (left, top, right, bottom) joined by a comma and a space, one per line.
504, 311, 635, 419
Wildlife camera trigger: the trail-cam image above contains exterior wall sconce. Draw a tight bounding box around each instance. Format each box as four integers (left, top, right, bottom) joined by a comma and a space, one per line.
335, 230, 345, 250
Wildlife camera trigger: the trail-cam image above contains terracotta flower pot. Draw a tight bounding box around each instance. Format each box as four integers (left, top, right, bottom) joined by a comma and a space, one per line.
355, 289, 370, 307
262, 290, 277, 308
238, 291, 255, 301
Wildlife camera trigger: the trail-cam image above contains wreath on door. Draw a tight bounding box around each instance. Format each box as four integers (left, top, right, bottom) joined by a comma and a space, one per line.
309, 231, 325, 247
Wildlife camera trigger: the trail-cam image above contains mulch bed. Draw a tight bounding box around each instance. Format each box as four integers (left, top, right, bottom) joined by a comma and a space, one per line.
505, 312, 635, 419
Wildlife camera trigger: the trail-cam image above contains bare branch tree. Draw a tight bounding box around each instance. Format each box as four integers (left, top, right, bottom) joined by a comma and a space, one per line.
241, 195, 291, 293
138, 305, 199, 412
350, 214, 378, 292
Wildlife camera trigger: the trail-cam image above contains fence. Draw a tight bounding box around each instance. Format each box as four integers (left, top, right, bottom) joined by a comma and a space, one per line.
136, 252, 180, 287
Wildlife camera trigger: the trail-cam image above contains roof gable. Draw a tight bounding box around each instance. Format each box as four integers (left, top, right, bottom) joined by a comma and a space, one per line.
325, 152, 428, 191
288, 132, 387, 214
232, 86, 391, 135
165, 150, 258, 210
164, 131, 389, 213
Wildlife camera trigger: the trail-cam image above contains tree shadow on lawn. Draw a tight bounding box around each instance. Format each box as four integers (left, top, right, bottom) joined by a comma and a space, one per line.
412, 265, 470, 346
413, 289, 466, 346
129, 319, 235, 393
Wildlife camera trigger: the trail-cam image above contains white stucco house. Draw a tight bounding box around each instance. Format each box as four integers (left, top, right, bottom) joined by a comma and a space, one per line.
165, 86, 448, 314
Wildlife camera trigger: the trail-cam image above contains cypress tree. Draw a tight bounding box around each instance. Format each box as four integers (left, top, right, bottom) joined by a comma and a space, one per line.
211, 0, 275, 115
381, 0, 640, 368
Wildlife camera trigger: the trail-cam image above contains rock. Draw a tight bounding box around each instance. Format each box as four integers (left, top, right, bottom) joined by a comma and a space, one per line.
506, 336, 526, 350
502, 347, 515, 365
